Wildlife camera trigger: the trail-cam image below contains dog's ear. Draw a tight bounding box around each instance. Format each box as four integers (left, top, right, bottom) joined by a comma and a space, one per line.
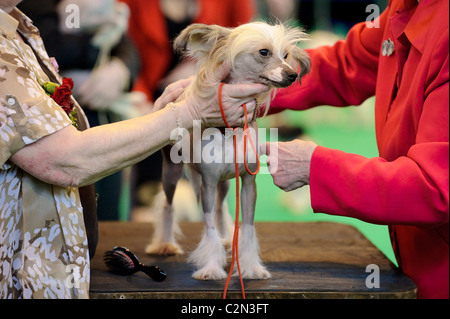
174, 24, 231, 61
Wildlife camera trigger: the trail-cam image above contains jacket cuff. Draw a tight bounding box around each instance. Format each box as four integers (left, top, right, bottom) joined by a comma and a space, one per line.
310, 145, 345, 216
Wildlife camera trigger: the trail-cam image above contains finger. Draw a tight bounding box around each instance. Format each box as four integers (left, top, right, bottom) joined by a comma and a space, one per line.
158, 87, 185, 109
224, 83, 269, 99
243, 99, 256, 121
244, 99, 256, 108
167, 86, 185, 101
239, 105, 245, 118
182, 75, 195, 87
214, 60, 231, 82
283, 182, 304, 192
167, 76, 194, 92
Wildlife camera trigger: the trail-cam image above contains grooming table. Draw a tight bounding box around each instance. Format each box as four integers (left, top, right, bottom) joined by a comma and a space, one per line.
89, 221, 416, 299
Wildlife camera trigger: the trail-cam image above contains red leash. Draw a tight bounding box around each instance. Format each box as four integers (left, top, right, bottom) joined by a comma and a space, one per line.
218, 83, 260, 299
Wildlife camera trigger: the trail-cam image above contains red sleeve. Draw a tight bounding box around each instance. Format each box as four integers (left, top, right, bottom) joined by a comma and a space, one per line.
310, 81, 449, 227
270, 6, 388, 112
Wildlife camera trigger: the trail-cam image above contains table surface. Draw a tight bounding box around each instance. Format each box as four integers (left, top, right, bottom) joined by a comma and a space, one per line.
89, 221, 417, 299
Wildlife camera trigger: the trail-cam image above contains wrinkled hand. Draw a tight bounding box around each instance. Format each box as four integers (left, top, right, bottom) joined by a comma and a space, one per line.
184, 62, 269, 127
78, 58, 129, 110
263, 139, 318, 191
153, 76, 194, 112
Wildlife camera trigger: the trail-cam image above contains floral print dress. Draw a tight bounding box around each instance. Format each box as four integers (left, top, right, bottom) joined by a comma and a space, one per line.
0, 8, 89, 298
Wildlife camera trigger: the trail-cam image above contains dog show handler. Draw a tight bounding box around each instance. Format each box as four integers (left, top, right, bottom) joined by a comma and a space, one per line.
265, 0, 449, 299
0, 0, 266, 299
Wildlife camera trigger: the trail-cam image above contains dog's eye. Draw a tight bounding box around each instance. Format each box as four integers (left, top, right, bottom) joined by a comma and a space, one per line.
284, 53, 289, 59
259, 49, 270, 57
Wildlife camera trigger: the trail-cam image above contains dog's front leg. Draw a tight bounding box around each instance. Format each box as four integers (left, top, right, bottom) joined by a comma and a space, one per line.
237, 173, 271, 279
188, 178, 227, 280
215, 180, 234, 244
145, 146, 184, 256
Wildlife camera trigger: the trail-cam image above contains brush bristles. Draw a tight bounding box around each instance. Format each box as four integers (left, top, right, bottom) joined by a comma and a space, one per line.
104, 250, 136, 275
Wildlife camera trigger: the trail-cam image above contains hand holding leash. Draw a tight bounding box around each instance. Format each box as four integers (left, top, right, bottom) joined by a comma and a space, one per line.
183, 61, 269, 128
264, 140, 318, 192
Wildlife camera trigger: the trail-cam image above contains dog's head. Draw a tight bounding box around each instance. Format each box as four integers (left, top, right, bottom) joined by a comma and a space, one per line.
174, 22, 310, 114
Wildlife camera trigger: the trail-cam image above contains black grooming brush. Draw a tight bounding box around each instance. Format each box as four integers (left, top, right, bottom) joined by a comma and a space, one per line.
103, 246, 167, 282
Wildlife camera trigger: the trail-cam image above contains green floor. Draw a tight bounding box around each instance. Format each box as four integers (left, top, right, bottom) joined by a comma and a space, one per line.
228, 97, 398, 266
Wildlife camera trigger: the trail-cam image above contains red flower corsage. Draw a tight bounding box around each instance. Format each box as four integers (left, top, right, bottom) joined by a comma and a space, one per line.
42, 77, 77, 127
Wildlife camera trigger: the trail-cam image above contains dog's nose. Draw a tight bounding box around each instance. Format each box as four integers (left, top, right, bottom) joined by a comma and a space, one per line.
287, 72, 298, 83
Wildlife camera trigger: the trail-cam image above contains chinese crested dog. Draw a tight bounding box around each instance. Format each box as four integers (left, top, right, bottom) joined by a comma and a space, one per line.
146, 21, 310, 280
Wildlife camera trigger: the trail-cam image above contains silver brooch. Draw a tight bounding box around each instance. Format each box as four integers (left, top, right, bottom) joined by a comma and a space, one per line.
382, 38, 395, 57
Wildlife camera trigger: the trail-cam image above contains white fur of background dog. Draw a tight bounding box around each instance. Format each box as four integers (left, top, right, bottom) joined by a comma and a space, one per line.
146, 21, 310, 280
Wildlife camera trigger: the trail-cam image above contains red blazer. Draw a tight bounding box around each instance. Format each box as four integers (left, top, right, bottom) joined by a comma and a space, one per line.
121, 0, 255, 101
271, 0, 449, 299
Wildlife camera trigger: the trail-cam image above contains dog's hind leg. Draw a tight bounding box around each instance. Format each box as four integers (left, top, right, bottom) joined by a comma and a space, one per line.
215, 180, 234, 244
145, 146, 184, 255
188, 178, 227, 280
236, 173, 271, 279
186, 165, 202, 204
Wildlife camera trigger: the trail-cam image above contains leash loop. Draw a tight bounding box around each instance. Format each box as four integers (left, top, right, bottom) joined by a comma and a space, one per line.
218, 83, 261, 299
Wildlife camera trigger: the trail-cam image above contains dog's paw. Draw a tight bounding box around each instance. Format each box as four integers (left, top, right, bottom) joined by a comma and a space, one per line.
192, 266, 228, 281
237, 264, 271, 280
221, 236, 233, 247
145, 242, 184, 256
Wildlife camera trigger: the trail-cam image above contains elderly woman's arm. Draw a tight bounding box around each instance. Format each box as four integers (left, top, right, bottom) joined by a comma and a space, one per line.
11, 104, 183, 187
10, 75, 268, 188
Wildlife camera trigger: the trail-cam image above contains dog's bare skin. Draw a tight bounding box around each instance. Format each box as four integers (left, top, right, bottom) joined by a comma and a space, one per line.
146, 22, 310, 280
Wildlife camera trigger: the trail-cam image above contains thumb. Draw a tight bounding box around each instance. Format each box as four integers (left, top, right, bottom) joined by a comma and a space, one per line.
214, 60, 231, 82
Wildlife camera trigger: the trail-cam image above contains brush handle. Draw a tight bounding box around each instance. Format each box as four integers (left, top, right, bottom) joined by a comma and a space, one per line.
138, 264, 167, 282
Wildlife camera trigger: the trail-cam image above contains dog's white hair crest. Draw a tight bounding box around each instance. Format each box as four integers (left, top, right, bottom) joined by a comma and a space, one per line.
174, 21, 310, 117
228, 22, 308, 65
